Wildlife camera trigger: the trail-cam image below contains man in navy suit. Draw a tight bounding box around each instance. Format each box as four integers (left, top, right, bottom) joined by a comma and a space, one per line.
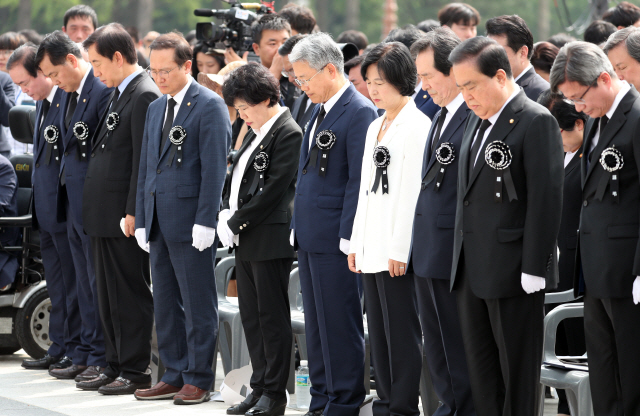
409, 28, 475, 416
36, 31, 111, 381
289, 33, 378, 416
486, 15, 550, 102
133, 33, 230, 405
8, 43, 81, 371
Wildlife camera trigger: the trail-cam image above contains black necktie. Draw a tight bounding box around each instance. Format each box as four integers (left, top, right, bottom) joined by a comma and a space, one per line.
315, 105, 326, 132
587, 115, 609, 168
65, 92, 78, 129
109, 88, 120, 110
40, 100, 50, 133
468, 119, 492, 180
432, 107, 448, 153
160, 98, 177, 156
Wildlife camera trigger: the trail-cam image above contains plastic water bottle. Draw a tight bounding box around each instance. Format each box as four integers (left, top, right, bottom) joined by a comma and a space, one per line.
295, 360, 311, 409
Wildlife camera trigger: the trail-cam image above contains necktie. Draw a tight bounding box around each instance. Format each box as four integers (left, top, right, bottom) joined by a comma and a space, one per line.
40, 100, 50, 133
468, 119, 492, 181
109, 88, 120, 110
587, 115, 609, 169
431, 107, 448, 153
160, 98, 177, 156
65, 92, 78, 129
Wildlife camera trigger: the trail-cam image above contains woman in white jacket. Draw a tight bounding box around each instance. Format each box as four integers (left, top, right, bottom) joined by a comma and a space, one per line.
347, 42, 431, 416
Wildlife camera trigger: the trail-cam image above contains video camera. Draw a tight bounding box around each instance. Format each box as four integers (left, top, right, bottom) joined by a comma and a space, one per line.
195, 0, 273, 53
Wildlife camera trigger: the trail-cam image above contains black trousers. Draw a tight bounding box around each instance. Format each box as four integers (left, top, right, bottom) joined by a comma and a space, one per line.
415, 276, 475, 416
584, 291, 640, 416
91, 236, 154, 383
456, 270, 544, 416
236, 258, 293, 400
363, 271, 422, 416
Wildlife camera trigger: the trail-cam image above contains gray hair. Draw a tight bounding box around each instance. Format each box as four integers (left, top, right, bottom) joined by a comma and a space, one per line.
289, 32, 344, 75
550, 41, 616, 92
603, 26, 640, 64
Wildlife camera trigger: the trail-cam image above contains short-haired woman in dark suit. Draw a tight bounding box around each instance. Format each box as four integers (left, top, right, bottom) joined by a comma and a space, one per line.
218, 62, 303, 416
348, 42, 430, 416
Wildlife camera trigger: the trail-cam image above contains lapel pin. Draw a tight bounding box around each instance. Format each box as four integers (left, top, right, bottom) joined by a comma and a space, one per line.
579, 153, 583, 158
187, 102, 191, 106
83, 98, 86, 103
509, 119, 514, 124
260, 145, 263, 149
56, 104, 59, 107
423, 94, 427, 99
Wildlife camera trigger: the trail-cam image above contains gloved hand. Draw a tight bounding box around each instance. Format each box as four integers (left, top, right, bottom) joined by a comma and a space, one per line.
521, 273, 546, 294
633, 276, 640, 305
216, 210, 234, 247
134, 228, 150, 253
290, 229, 295, 247
192, 224, 216, 251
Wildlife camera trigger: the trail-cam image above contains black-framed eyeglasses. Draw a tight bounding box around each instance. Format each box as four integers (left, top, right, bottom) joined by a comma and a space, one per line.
566, 76, 599, 106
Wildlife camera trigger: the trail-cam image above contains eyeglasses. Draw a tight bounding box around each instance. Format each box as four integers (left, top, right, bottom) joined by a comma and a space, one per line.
146, 65, 180, 78
281, 68, 295, 78
294, 65, 326, 87
565, 77, 599, 105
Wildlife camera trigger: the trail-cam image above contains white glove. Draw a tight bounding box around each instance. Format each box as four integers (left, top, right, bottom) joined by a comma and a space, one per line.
340, 239, 350, 256
633, 276, 640, 305
216, 210, 235, 247
192, 224, 216, 251
119, 218, 127, 236
290, 229, 295, 247
521, 273, 546, 294
134, 228, 150, 253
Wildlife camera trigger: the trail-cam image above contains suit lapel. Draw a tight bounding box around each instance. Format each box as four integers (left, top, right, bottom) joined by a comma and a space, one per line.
242, 110, 291, 178
465, 91, 524, 194
565, 145, 583, 177
583, 88, 638, 184
35, 90, 63, 164
160, 81, 199, 161
424, 103, 469, 177
459, 115, 480, 191
63, 67, 96, 149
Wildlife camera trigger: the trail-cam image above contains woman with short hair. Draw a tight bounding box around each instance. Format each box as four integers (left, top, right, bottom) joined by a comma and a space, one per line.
219, 62, 303, 416
348, 42, 430, 416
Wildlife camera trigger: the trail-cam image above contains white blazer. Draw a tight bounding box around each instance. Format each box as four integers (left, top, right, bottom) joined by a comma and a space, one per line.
349, 99, 431, 273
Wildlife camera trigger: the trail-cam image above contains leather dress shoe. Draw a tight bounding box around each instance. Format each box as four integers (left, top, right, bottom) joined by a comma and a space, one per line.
134, 381, 182, 400
98, 376, 151, 395
245, 396, 287, 416
22, 354, 61, 370
303, 410, 324, 416
227, 393, 260, 414
76, 373, 115, 391
74, 366, 105, 382
49, 356, 72, 370
49, 364, 87, 379
173, 384, 211, 405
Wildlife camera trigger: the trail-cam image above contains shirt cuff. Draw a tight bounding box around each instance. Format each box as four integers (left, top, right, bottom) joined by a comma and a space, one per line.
340, 239, 350, 255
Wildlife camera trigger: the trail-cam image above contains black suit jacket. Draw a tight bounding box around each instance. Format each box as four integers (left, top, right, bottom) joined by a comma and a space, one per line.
0, 72, 16, 153
576, 86, 640, 298
556, 146, 583, 292
516, 66, 549, 102
82, 71, 162, 237
222, 109, 302, 261
451, 90, 564, 299
291, 93, 316, 136
410, 101, 470, 280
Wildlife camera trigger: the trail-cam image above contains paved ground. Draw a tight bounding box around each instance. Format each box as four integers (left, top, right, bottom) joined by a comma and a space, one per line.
0, 350, 561, 416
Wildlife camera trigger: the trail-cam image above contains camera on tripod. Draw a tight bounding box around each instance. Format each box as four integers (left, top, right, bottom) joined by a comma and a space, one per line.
194, 0, 272, 54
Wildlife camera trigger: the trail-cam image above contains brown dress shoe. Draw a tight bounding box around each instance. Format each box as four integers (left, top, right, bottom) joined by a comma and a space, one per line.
76, 373, 115, 391
74, 366, 105, 382
49, 364, 88, 379
98, 377, 152, 395
173, 384, 211, 405
134, 381, 182, 400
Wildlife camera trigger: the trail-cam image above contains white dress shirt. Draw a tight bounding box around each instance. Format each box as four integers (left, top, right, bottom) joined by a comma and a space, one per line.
564, 149, 578, 168
163, 76, 193, 125
349, 99, 431, 273
471, 87, 520, 166
589, 81, 630, 153
411, 81, 423, 100
76, 65, 91, 99
227, 106, 287, 246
